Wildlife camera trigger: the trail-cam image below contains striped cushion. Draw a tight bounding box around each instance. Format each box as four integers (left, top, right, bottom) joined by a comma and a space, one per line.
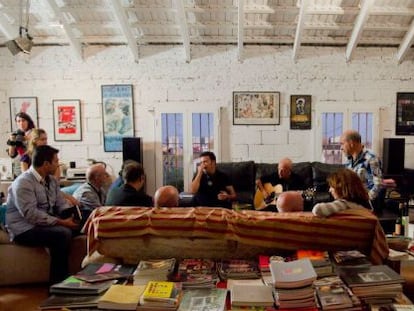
83, 206, 388, 264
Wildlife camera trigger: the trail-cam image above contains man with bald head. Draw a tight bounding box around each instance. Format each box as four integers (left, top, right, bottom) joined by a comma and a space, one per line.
255, 157, 306, 212
73, 163, 111, 220
154, 185, 179, 207
340, 129, 382, 206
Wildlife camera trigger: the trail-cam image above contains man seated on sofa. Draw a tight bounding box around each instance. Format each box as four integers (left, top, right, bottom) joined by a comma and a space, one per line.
191, 151, 237, 208
255, 157, 306, 212
105, 160, 153, 206
154, 185, 179, 207
340, 130, 383, 210
73, 163, 111, 221
6, 145, 79, 284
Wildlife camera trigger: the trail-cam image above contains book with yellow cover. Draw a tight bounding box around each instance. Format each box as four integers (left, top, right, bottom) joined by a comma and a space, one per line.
98, 284, 145, 310
142, 281, 178, 301
139, 281, 183, 309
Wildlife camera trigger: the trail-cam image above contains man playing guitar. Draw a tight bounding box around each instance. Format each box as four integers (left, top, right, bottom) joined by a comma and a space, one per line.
255, 157, 306, 211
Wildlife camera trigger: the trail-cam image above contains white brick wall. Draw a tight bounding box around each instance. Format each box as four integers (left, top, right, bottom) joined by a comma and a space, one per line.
0, 44, 413, 193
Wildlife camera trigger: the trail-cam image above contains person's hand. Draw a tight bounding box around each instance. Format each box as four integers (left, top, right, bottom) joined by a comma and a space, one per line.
63, 193, 80, 206
197, 163, 206, 175
57, 216, 79, 229
217, 191, 228, 201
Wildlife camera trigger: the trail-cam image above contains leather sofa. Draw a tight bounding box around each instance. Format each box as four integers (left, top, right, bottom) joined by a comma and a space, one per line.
214, 160, 403, 234
216, 161, 344, 209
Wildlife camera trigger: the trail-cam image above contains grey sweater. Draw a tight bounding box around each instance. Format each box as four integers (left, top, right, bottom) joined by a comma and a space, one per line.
5, 167, 70, 240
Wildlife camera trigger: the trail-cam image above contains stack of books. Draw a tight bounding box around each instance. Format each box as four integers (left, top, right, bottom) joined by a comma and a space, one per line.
177, 288, 227, 311
296, 250, 333, 278
270, 258, 318, 309
228, 278, 275, 309
137, 280, 183, 310
49, 275, 116, 295
98, 284, 146, 310
173, 258, 219, 289
133, 258, 176, 285
40, 262, 139, 310
217, 259, 261, 280
331, 250, 372, 274
74, 262, 137, 283
313, 276, 361, 310
340, 265, 405, 305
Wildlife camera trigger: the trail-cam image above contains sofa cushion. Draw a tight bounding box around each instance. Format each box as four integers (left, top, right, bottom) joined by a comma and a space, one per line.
312, 162, 345, 192
216, 161, 255, 204
255, 162, 313, 190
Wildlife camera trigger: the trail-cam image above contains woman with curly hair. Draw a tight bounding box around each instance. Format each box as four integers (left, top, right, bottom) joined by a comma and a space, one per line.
312, 168, 371, 217
20, 128, 48, 172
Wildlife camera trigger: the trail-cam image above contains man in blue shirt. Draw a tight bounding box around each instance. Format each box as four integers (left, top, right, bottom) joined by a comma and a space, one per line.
6, 145, 79, 284
340, 130, 383, 208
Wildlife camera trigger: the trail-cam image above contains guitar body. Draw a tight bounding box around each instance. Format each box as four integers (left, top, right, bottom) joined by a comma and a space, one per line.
254, 183, 283, 210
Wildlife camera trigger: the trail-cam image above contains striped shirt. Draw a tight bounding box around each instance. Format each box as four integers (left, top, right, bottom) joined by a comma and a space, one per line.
312, 199, 365, 217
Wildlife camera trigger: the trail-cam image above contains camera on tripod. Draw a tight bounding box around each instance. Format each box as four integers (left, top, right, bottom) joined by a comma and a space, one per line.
7, 129, 25, 147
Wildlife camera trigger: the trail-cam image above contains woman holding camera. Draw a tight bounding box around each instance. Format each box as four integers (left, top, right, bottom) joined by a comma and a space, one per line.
7, 112, 35, 159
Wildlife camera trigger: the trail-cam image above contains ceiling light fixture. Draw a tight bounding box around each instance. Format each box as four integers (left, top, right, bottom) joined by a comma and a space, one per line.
5, 0, 33, 55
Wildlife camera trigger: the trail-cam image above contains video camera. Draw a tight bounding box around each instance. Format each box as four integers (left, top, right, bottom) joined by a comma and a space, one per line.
7, 129, 25, 147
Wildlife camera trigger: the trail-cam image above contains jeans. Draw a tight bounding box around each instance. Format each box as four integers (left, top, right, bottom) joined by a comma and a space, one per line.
14, 225, 73, 284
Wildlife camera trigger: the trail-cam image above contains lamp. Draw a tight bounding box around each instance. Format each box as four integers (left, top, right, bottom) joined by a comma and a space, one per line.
5, 0, 33, 56
5, 27, 33, 55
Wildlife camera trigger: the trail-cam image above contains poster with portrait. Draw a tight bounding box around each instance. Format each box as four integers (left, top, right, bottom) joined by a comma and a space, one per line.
101, 84, 134, 152
53, 99, 82, 141
9, 97, 38, 132
290, 95, 312, 130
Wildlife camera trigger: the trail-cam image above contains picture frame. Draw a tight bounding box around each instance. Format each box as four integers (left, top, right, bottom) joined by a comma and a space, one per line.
396, 92, 414, 135
9, 97, 38, 132
233, 92, 280, 125
101, 84, 134, 152
53, 99, 82, 141
290, 95, 312, 130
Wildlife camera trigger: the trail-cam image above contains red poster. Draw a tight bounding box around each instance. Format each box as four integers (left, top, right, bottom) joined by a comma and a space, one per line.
58, 106, 76, 134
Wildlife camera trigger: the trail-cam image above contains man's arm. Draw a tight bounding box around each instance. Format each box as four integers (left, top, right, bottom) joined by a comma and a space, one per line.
220, 185, 237, 201
368, 156, 383, 200
190, 164, 204, 194
13, 177, 59, 226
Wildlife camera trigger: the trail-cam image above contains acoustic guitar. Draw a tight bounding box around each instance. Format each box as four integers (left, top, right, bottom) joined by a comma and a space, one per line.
254, 183, 283, 211
253, 183, 316, 211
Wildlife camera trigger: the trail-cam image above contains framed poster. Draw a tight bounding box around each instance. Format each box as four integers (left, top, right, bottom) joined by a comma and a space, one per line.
396, 92, 414, 135
53, 99, 82, 141
233, 92, 280, 125
290, 95, 312, 130
101, 84, 134, 152
9, 97, 38, 131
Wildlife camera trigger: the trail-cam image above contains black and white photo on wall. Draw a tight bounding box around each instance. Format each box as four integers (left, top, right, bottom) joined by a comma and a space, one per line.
290, 95, 311, 130
396, 92, 414, 135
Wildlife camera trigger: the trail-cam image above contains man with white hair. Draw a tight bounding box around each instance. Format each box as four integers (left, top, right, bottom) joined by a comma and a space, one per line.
73, 163, 110, 220
154, 185, 179, 207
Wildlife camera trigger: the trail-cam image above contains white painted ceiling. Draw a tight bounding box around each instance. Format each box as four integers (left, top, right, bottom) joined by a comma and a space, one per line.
0, 0, 414, 62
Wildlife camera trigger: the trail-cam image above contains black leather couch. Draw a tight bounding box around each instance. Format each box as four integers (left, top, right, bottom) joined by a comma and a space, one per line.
214, 160, 406, 233
216, 161, 344, 208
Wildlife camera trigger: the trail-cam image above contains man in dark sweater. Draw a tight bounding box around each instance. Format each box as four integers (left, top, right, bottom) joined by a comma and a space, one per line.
105, 161, 153, 207
255, 157, 306, 211
190, 151, 237, 208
